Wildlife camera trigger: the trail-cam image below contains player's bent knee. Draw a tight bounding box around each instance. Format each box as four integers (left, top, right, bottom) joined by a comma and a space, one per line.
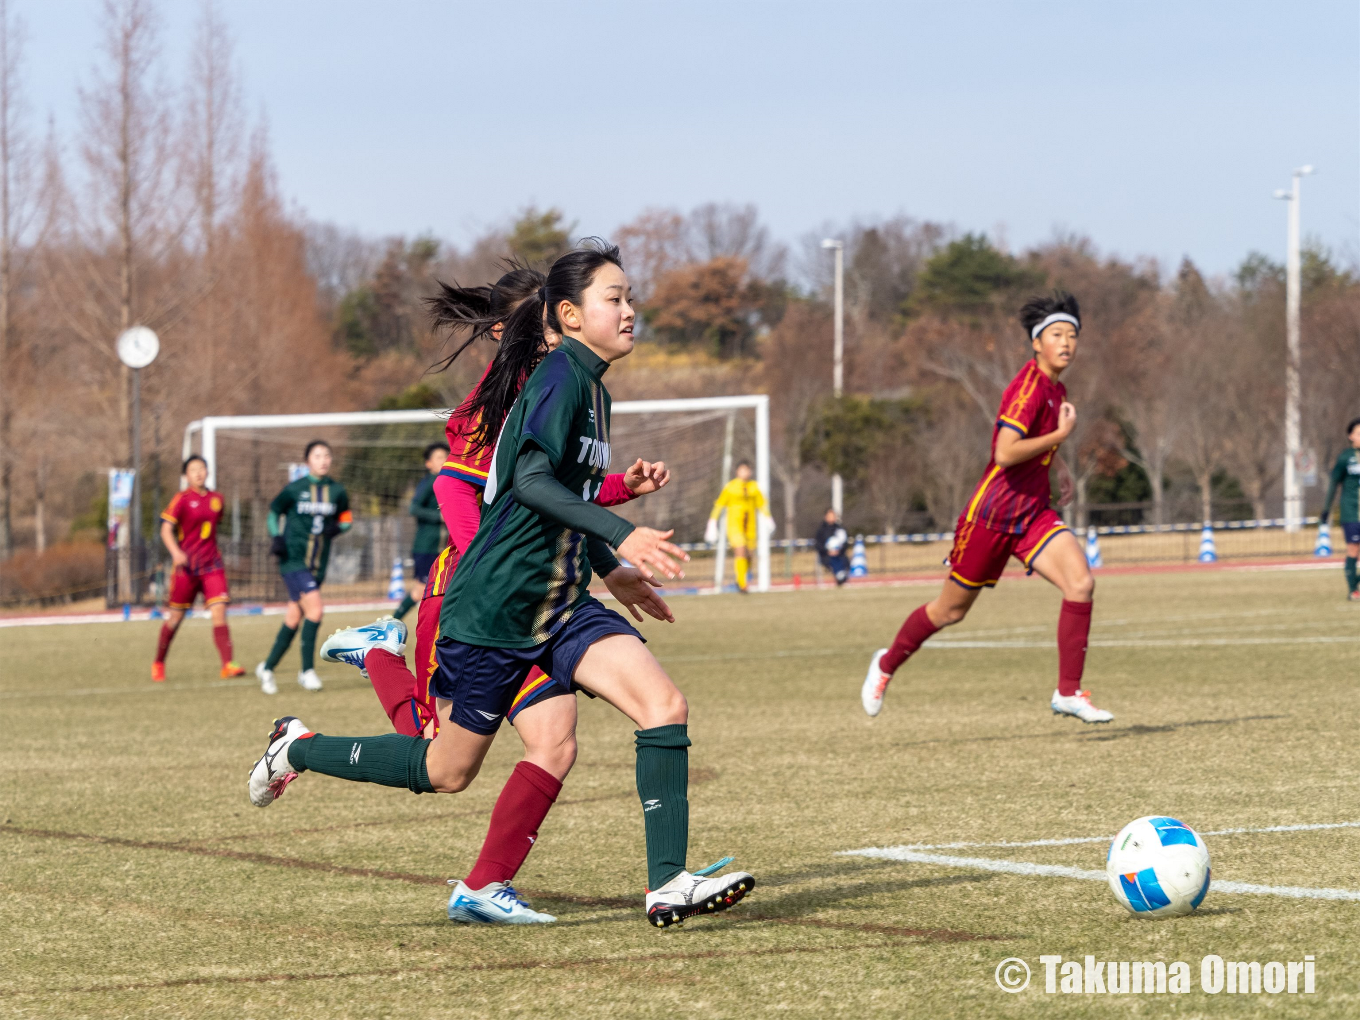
429, 763, 479, 794
1069, 573, 1095, 602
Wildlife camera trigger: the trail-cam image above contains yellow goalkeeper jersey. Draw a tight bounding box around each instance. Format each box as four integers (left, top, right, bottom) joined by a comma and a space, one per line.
710, 478, 767, 536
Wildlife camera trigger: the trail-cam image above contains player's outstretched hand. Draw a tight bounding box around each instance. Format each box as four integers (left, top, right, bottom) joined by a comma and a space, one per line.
623, 458, 670, 496
617, 527, 688, 582
603, 566, 675, 623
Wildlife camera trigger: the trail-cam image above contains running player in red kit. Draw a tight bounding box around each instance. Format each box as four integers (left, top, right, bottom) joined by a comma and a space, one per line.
152, 454, 245, 682
860, 291, 1112, 723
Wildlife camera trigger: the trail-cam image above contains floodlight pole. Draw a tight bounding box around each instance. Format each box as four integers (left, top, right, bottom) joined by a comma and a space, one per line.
1276, 166, 1313, 532
822, 238, 844, 517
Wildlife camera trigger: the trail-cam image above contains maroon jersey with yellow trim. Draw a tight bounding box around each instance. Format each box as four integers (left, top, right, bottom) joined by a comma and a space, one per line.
161, 488, 226, 575
960, 359, 1066, 535
439, 362, 496, 489
422, 543, 458, 601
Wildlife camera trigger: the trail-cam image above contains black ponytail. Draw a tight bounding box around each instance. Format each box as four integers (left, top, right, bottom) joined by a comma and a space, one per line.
454, 238, 624, 451
426, 263, 545, 376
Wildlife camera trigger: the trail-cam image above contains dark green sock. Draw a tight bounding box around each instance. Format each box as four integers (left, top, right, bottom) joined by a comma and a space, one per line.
300, 619, 320, 672
393, 594, 417, 621
265, 624, 297, 670
1347, 557, 1357, 593
635, 724, 691, 890
287, 733, 434, 793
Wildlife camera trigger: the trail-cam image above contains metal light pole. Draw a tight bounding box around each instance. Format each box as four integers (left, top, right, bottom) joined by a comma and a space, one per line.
1275, 165, 1313, 532
821, 238, 844, 517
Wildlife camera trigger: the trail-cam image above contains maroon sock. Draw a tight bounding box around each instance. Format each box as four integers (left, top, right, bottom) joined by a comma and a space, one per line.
155, 623, 178, 664
1057, 599, 1093, 697
365, 648, 424, 737
464, 761, 562, 890
212, 624, 234, 666
880, 604, 940, 675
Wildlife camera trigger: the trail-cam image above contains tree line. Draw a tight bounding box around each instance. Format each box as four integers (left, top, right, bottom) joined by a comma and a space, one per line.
1, 0, 1357, 576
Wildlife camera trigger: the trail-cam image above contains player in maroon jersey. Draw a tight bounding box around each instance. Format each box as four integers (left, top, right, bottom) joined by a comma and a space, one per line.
860, 291, 1112, 723
152, 455, 246, 682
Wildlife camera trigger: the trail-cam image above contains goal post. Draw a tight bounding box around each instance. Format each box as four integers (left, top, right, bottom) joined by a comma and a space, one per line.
182, 393, 771, 596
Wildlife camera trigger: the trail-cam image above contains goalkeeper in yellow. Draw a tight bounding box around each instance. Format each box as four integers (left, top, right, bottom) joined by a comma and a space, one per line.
705, 460, 773, 592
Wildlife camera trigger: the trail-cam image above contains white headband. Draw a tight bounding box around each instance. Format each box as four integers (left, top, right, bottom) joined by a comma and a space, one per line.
1030, 312, 1080, 339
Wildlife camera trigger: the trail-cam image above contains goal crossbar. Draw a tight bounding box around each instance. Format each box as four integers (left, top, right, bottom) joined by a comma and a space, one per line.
183, 394, 772, 591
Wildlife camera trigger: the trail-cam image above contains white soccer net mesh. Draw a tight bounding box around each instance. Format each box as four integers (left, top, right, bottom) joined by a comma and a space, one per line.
193, 400, 767, 602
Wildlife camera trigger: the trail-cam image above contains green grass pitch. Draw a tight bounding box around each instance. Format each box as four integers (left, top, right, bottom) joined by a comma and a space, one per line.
2, 566, 1358, 1018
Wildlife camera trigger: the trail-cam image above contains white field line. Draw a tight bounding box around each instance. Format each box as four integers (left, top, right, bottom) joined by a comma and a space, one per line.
882, 820, 1360, 851
840, 847, 1360, 902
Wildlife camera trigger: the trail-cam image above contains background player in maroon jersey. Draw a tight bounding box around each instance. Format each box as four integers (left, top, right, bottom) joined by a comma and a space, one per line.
152, 455, 245, 682
860, 291, 1112, 724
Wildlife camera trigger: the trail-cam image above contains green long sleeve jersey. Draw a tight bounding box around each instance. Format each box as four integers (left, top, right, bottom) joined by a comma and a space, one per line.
1323, 449, 1360, 524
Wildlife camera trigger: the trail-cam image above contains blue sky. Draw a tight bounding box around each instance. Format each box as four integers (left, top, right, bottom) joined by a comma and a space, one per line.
18, 0, 1360, 278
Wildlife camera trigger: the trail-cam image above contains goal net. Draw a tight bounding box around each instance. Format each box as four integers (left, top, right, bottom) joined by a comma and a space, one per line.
183, 395, 770, 604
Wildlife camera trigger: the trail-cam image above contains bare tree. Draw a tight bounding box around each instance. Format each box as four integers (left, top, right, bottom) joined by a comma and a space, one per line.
761, 300, 832, 540
1171, 262, 1232, 521
0, 0, 32, 560
60, 0, 181, 461
182, 0, 242, 405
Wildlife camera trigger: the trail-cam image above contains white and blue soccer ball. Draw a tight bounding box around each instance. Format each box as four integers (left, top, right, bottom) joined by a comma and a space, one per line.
1106, 816, 1210, 918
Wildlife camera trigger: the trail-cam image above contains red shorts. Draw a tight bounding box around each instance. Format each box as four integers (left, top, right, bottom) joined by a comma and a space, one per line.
948, 508, 1069, 590
168, 567, 230, 610
414, 590, 554, 734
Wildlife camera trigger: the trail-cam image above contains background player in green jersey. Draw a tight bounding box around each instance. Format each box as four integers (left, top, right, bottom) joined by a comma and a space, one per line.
392, 441, 448, 621
248, 242, 755, 928
256, 440, 353, 694
1320, 417, 1360, 601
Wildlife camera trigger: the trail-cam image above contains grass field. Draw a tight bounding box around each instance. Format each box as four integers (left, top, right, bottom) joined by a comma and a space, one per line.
3, 565, 1359, 1018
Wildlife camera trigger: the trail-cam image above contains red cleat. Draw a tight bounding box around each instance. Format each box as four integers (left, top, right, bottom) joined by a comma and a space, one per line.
220, 661, 246, 678
151, 662, 166, 683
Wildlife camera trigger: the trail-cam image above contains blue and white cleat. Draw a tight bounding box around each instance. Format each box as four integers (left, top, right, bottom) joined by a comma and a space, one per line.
446, 880, 556, 924
320, 617, 407, 674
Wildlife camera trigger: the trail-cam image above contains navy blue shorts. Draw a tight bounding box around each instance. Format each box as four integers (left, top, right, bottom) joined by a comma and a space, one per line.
1343, 522, 1360, 545
412, 552, 439, 583
282, 568, 320, 602
432, 598, 643, 735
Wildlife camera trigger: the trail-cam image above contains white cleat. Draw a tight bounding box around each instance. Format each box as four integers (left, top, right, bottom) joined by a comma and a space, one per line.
320, 617, 407, 673
297, 669, 324, 692
446, 881, 556, 924
1051, 688, 1114, 724
861, 648, 891, 717
256, 662, 277, 696
247, 716, 308, 807
645, 869, 755, 928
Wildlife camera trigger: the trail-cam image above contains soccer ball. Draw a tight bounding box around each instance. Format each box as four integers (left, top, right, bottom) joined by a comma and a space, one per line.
1106, 816, 1210, 918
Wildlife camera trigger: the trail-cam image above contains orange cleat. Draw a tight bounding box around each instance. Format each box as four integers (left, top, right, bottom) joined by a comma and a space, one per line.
220, 661, 246, 678
151, 662, 166, 683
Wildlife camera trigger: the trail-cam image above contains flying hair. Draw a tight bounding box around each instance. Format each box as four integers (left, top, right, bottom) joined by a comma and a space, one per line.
452, 238, 624, 452
426, 262, 546, 376
1018, 290, 1081, 341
